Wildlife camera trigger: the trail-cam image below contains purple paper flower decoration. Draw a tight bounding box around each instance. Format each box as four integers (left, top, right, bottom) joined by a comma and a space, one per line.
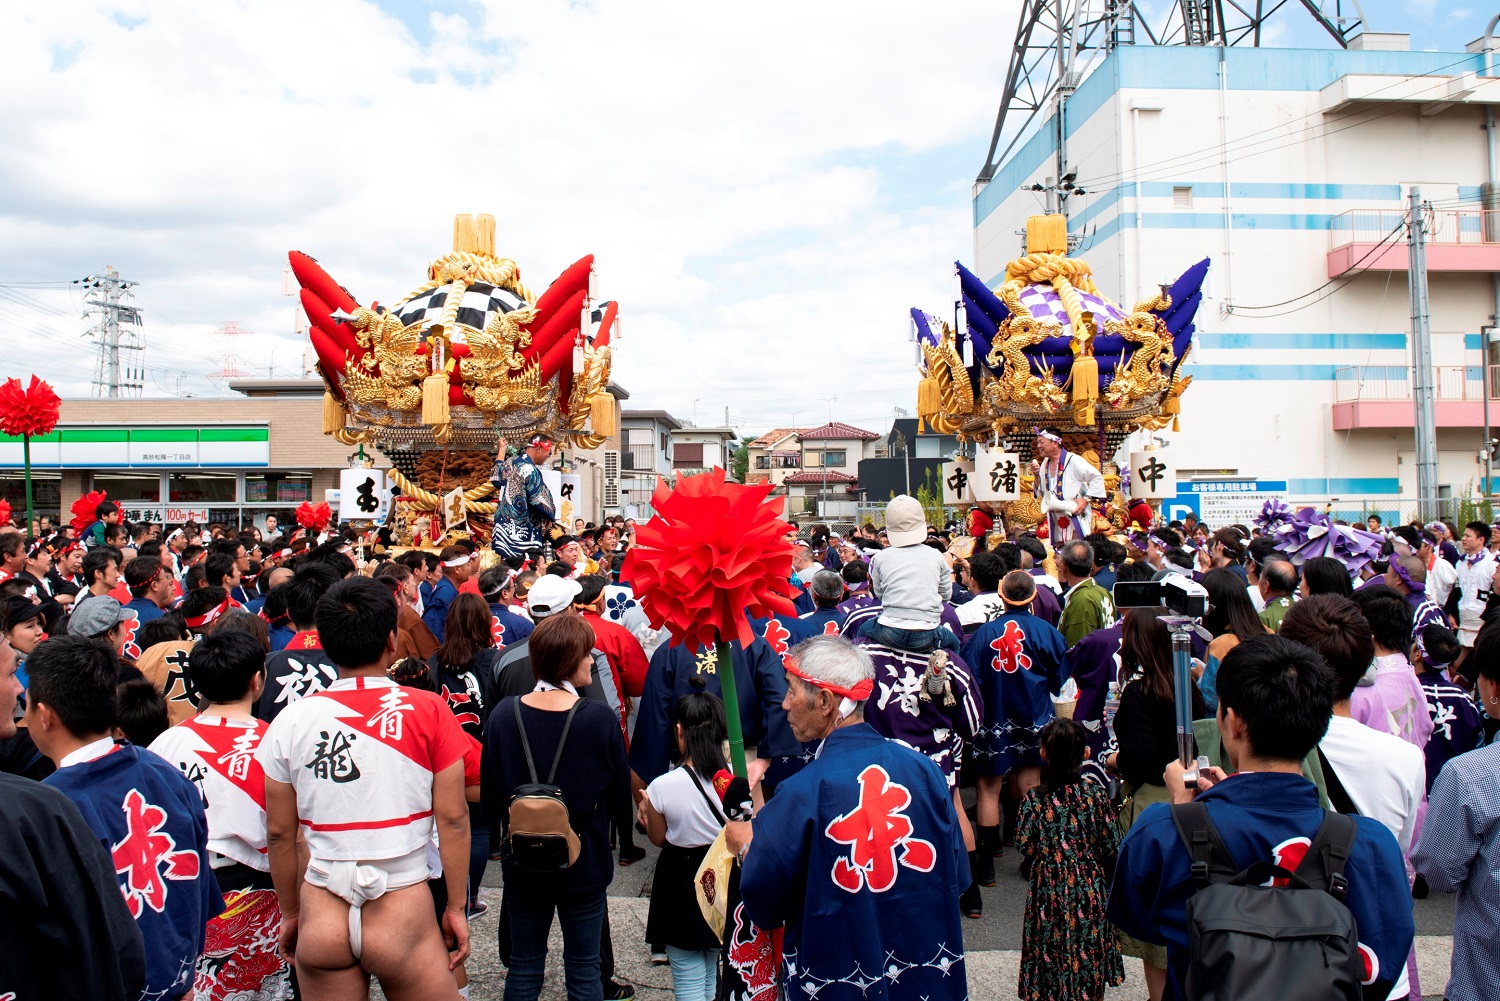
1270, 506, 1385, 576
1255, 498, 1293, 534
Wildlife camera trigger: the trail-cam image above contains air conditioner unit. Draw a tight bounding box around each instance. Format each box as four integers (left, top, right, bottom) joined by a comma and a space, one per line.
603, 450, 620, 508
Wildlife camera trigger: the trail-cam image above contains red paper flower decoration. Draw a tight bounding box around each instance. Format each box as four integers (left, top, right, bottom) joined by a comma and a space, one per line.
0, 499, 11, 528
620, 467, 798, 649
0, 375, 61, 439
296, 501, 333, 532
71, 490, 108, 536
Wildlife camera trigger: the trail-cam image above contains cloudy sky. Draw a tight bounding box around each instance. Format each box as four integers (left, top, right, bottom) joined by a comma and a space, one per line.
0, 0, 1484, 437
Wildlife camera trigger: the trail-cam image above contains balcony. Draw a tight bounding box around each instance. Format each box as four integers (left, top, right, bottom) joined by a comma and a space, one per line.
1332, 364, 1500, 430
621, 444, 656, 472
1328, 208, 1500, 278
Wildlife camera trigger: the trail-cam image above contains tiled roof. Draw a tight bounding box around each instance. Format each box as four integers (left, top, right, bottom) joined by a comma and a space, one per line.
747, 427, 809, 448
799, 421, 879, 441
783, 471, 858, 484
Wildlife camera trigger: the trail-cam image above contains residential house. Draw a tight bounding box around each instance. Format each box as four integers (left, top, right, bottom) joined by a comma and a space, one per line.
782, 421, 881, 517
560, 383, 628, 523
746, 428, 808, 489
618, 409, 681, 519
669, 425, 739, 478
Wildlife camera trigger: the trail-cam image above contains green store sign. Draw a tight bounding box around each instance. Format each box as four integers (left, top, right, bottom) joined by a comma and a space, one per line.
0, 426, 270, 469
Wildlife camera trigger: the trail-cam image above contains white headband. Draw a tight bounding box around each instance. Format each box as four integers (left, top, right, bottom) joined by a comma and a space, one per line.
1036, 430, 1062, 443
444, 554, 472, 567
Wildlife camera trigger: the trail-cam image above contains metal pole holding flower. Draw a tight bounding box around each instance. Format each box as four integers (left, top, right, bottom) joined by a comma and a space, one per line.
619, 468, 798, 777
0, 376, 62, 536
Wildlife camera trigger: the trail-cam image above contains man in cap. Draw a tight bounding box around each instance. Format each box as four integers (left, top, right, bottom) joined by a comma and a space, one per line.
1032, 427, 1105, 545
490, 434, 558, 565
735, 635, 970, 1001
67, 591, 136, 662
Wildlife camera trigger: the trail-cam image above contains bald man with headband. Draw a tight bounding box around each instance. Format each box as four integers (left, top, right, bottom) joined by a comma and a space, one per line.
735, 635, 970, 1001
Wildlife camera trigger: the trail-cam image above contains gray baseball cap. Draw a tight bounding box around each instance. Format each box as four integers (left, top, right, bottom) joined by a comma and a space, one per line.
68, 595, 125, 638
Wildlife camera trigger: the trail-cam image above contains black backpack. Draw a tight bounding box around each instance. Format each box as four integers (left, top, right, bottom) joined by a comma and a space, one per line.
506, 699, 582, 872
1171, 802, 1362, 1001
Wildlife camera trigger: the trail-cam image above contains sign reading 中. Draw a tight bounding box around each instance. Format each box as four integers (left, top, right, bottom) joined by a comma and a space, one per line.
1128, 451, 1176, 500
941, 459, 975, 505
972, 449, 1021, 502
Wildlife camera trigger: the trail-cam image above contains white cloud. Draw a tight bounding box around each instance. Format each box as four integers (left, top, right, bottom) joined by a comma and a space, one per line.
0, 0, 1015, 431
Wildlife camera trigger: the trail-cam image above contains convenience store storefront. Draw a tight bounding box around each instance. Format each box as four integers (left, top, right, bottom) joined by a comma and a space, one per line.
0, 383, 356, 531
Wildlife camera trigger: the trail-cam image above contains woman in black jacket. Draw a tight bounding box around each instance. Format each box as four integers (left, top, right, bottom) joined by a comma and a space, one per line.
484, 613, 631, 1001
1105, 606, 1207, 1000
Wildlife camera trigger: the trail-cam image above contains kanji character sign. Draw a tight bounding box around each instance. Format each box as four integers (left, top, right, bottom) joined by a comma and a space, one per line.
1129, 450, 1175, 499
941, 459, 974, 505
973, 449, 1021, 501
824, 764, 936, 893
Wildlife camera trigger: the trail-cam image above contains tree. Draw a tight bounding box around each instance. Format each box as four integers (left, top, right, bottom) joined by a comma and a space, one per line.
731, 436, 754, 483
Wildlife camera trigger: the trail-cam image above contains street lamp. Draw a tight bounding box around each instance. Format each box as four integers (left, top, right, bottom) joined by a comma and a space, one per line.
818, 396, 837, 518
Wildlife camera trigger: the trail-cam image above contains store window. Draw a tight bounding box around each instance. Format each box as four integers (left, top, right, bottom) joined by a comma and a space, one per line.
94, 473, 162, 503
0, 472, 61, 521
169, 471, 237, 504
245, 471, 313, 504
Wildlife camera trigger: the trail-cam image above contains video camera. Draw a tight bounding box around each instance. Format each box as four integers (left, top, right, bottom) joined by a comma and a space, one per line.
1112, 574, 1209, 618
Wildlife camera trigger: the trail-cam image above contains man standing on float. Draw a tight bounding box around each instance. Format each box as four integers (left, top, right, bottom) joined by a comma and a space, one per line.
490, 434, 557, 566
1032, 427, 1104, 545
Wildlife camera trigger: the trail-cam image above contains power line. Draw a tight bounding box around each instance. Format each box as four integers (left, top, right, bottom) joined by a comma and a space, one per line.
1229, 220, 1409, 315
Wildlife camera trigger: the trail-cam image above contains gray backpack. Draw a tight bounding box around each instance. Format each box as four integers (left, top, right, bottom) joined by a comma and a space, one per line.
1171, 802, 1362, 1001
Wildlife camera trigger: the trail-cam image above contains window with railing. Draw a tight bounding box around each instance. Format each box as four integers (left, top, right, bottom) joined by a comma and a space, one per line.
622, 444, 654, 470
755, 455, 770, 469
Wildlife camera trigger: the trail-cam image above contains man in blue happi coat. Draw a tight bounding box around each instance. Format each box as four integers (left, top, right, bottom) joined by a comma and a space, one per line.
29, 636, 222, 1001
735, 635, 968, 1001
958, 570, 1069, 886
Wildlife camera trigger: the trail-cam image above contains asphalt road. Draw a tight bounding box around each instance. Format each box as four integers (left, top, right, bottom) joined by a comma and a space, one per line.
368, 836, 1458, 1000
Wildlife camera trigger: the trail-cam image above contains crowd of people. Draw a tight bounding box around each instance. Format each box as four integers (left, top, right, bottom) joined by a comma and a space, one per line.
1, 466, 1498, 1001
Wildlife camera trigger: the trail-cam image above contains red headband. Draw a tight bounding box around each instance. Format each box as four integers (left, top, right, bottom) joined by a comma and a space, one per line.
184, 595, 233, 629
783, 657, 874, 701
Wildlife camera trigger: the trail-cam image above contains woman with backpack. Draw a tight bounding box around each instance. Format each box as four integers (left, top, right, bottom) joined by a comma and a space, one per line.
1017, 718, 1123, 1001
483, 613, 631, 1001
638, 682, 729, 1001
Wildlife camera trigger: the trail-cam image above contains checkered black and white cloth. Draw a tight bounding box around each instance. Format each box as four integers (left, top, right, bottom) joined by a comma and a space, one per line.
1014, 284, 1124, 333
388, 281, 527, 335
587, 300, 616, 343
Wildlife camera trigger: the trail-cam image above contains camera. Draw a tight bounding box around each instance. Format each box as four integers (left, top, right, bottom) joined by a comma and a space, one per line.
1112, 575, 1209, 617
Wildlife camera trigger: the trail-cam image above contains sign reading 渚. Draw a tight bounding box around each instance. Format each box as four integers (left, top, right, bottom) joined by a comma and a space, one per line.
941, 459, 975, 505
1129, 451, 1176, 499
972, 449, 1021, 502
338, 468, 389, 523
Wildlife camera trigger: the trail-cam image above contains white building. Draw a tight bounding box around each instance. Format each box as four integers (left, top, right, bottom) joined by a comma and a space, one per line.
974, 35, 1500, 518
668, 425, 739, 477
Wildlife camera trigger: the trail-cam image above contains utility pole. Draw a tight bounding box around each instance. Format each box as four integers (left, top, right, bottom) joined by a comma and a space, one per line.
1408, 189, 1439, 519
79, 267, 145, 397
